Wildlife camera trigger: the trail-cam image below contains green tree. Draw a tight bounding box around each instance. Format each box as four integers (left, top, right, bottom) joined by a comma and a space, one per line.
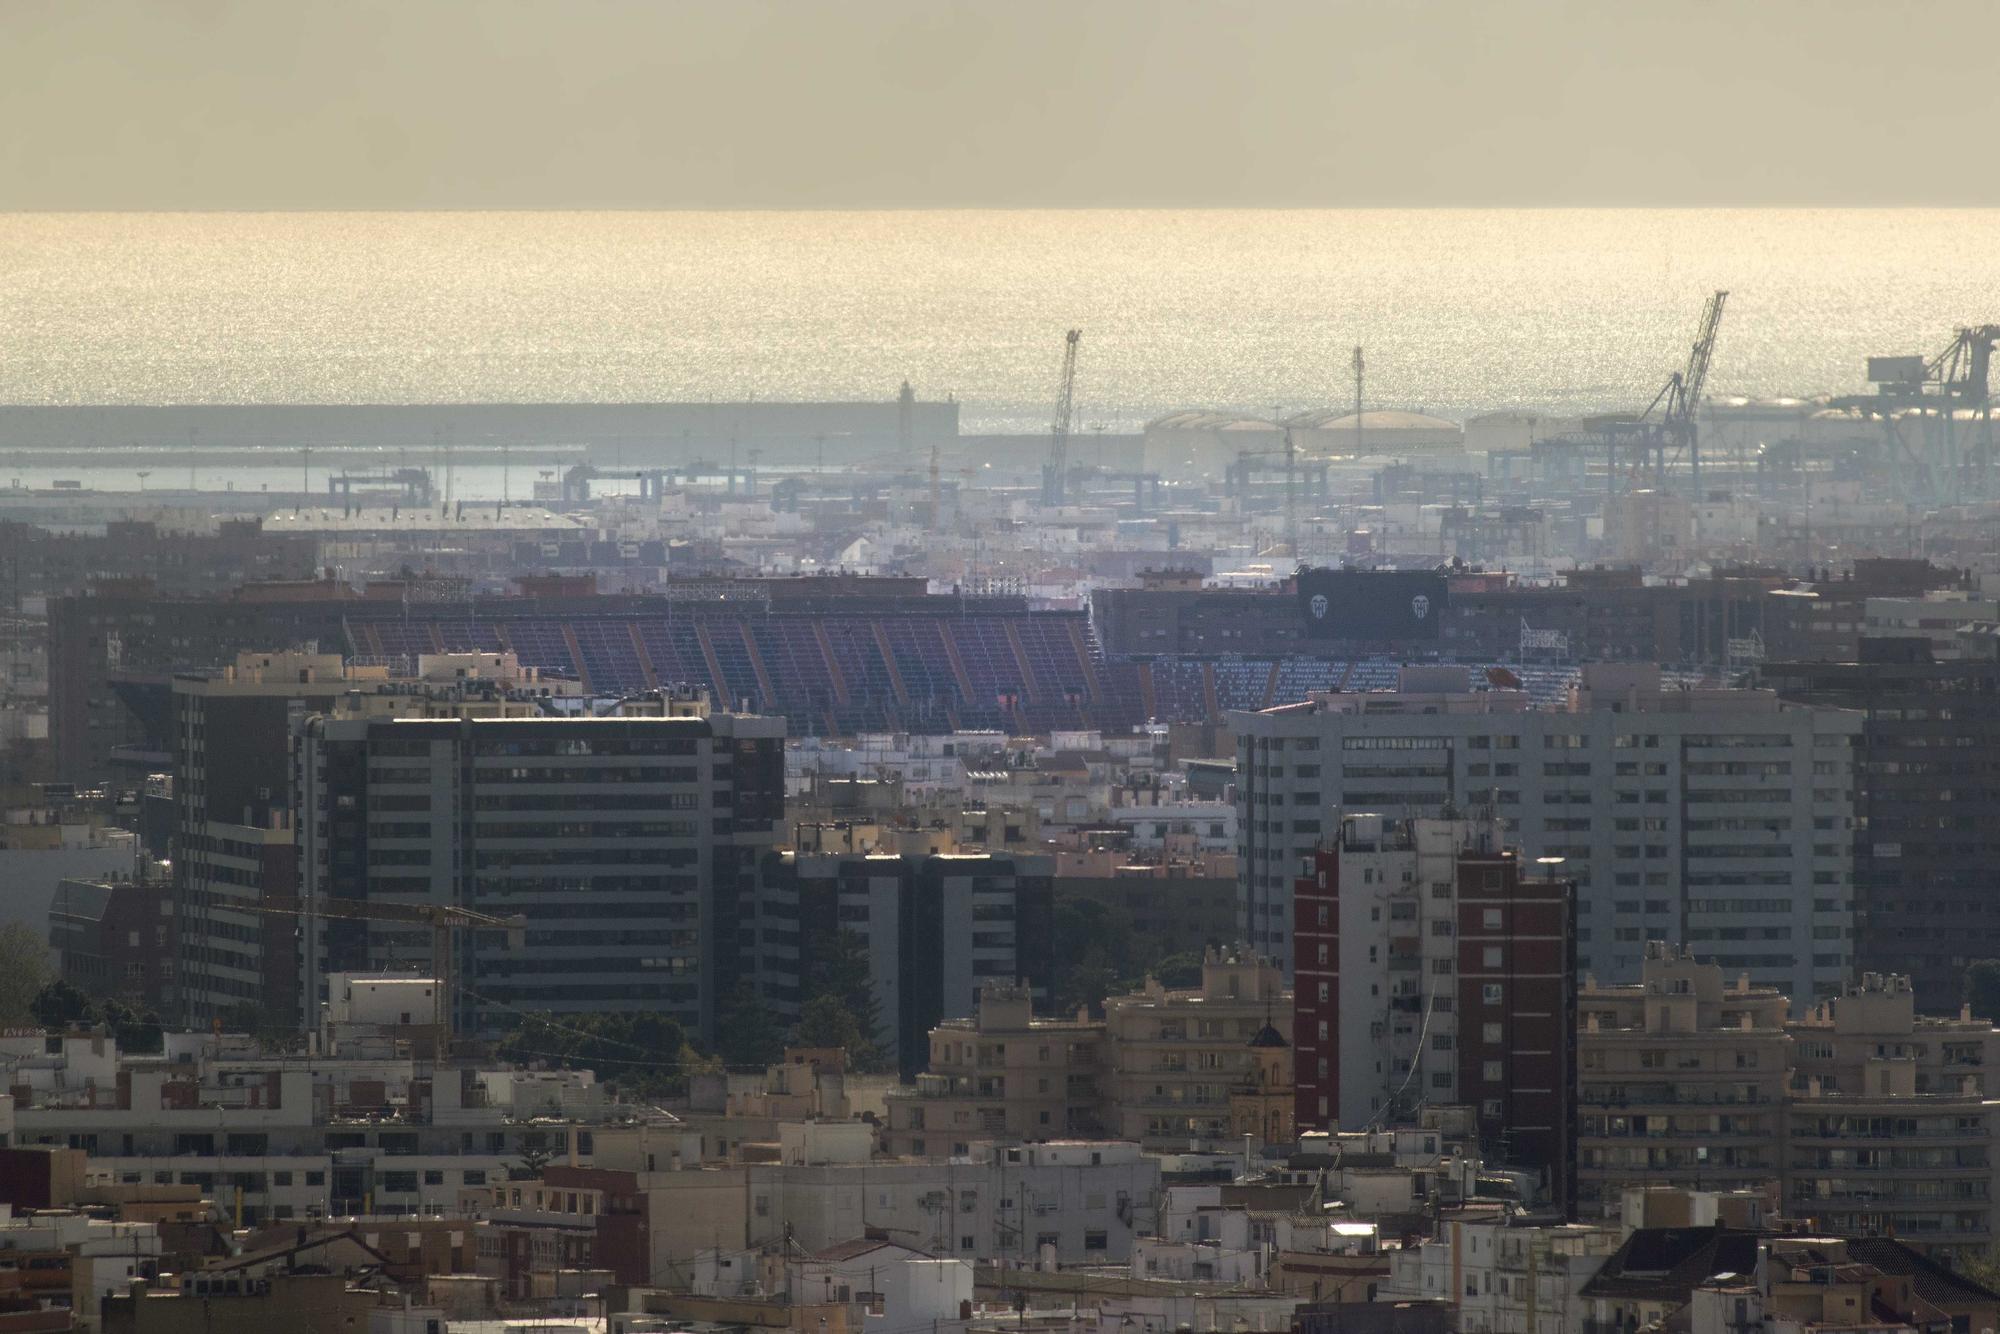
715, 978, 786, 1068
805, 930, 882, 1040
1953, 1246, 2000, 1294
0, 923, 53, 1029
29, 979, 93, 1029
99, 1000, 164, 1054
509, 1141, 555, 1181
496, 1010, 691, 1098
793, 994, 883, 1070
1148, 951, 1205, 990
219, 1001, 302, 1052
798, 929, 889, 1070
1968, 961, 2000, 1024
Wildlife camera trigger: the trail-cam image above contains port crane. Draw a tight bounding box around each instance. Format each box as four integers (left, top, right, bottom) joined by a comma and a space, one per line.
1830, 324, 2000, 500
1533, 290, 1728, 500
1654, 289, 1729, 496
1040, 330, 1082, 506
244, 895, 525, 1047
1225, 427, 1329, 557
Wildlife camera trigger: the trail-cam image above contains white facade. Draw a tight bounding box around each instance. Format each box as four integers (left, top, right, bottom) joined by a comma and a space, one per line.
743, 1141, 1160, 1264
1382, 1216, 1621, 1334
1232, 663, 1860, 1005
8, 1036, 599, 1227
0, 1206, 163, 1314
1105, 800, 1237, 851
793, 1245, 974, 1334
1131, 1236, 1262, 1284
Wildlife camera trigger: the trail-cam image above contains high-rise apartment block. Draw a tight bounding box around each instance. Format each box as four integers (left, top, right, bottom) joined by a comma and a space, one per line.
1292, 815, 1489, 1130
295, 687, 784, 1042
1292, 815, 1576, 1212
750, 848, 1055, 1074
1764, 642, 2000, 1012
172, 652, 408, 1025
1235, 663, 1859, 1006
172, 650, 586, 1027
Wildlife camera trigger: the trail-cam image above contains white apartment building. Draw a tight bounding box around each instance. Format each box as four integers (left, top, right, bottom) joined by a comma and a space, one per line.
787, 731, 1004, 798
4, 1031, 599, 1228
1105, 800, 1238, 851
1305, 814, 1503, 1129
1382, 1214, 1624, 1334
790, 1240, 974, 1334
748, 1139, 1159, 1265
0, 1206, 163, 1321
1231, 663, 1861, 1004
594, 1135, 1162, 1270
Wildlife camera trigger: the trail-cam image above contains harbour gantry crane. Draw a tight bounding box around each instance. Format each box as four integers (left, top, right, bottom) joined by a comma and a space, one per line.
1830, 324, 2000, 500
1652, 289, 1728, 498
1532, 289, 1727, 500
247, 895, 525, 1048
1225, 430, 1329, 557
1041, 329, 1082, 507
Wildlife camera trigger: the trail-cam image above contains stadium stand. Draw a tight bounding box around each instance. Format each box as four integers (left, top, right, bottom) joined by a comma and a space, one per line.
64, 583, 1729, 782
343, 607, 1735, 732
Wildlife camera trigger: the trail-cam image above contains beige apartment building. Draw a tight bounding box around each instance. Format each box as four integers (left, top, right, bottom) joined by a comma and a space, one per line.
885, 947, 1293, 1156
1580, 946, 2000, 1261
880, 985, 1106, 1157
1577, 942, 1793, 1211
1101, 945, 1291, 1149
1785, 971, 2000, 1259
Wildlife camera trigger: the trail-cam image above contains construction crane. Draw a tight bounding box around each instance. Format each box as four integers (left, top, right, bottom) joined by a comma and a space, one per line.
1041, 329, 1082, 507
245, 895, 525, 1047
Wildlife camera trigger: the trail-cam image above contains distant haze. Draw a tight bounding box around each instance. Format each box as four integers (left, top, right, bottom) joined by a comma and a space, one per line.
4, 210, 1996, 426
4, 0, 1998, 210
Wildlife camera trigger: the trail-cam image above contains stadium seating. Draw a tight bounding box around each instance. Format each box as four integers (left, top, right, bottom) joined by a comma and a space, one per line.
343, 605, 1698, 735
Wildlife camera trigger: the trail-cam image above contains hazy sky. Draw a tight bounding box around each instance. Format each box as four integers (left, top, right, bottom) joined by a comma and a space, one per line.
5, 0, 1996, 209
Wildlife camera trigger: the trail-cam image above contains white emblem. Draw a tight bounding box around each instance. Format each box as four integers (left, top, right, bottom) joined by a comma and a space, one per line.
1310, 594, 1328, 619
1411, 594, 1431, 621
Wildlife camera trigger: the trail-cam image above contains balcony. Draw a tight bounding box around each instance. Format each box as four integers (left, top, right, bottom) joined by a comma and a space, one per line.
1579, 1090, 1773, 1108
1580, 1127, 1771, 1143
1789, 1189, 1990, 1207
905, 1075, 973, 1099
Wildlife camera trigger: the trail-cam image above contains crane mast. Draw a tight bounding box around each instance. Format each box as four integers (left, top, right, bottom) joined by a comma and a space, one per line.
1042, 329, 1081, 506
248, 895, 524, 1047
1674, 290, 1728, 499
